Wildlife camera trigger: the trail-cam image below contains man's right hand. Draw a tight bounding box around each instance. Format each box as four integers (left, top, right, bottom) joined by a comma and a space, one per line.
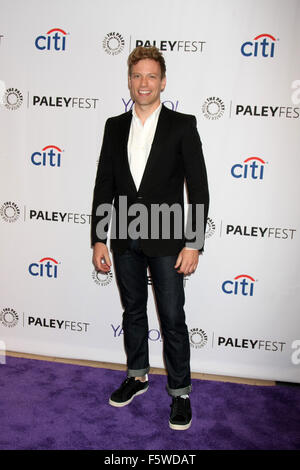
92, 242, 112, 272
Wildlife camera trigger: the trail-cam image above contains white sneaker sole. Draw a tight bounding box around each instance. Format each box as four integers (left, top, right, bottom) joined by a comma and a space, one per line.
169, 419, 192, 430
109, 385, 149, 407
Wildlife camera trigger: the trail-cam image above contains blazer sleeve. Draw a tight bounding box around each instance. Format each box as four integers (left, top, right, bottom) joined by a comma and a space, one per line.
91, 118, 116, 246
181, 115, 209, 252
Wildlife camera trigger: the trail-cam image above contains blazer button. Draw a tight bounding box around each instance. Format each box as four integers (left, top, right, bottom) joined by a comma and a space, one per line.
137, 196, 143, 200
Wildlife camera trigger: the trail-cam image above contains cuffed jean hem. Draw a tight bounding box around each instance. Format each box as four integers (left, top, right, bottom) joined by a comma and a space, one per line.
167, 384, 192, 397
127, 365, 150, 378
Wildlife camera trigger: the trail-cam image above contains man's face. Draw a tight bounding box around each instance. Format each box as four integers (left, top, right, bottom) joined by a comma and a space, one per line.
128, 58, 166, 111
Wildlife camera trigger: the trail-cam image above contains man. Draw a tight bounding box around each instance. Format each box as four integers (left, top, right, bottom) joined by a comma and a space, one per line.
91, 46, 209, 430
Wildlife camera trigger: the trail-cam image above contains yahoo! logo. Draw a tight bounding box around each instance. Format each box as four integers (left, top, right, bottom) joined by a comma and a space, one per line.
111, 324, 162, 342
241, 33, 277, 58
31, 145, 63, 167
231, 157, 266, 180
28, 257, 59, 278
35, 28, 67, 51
222, 274, 256, 296
122, 98, 179, 113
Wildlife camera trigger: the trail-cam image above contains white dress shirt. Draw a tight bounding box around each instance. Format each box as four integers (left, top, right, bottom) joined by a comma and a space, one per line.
127, 103, 162, 191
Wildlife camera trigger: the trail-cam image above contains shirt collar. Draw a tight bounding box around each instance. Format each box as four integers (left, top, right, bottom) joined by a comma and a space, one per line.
132, 103, 162, 123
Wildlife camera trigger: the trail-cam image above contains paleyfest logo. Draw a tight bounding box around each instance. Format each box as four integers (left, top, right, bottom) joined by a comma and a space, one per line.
225, 224, 296, 241
103, 32, 125, 55
189, 328, 208, 349
234, 103, 300, 119
1, 87, 23, 110
202, 97, 225, 120
0, 307, 19, 328
92, 269, 113, 286
205, 217, 216, 239
0, 202, 20, 222
133, 38, 206, 53
31, 95, 99, 109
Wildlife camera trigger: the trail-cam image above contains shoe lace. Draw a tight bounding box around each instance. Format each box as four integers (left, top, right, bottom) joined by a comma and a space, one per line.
120, 377, 135, 390
171, 397, 186, 416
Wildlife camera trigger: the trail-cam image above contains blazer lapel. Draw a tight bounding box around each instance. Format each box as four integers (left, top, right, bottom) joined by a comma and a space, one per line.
118, 110, 137, 194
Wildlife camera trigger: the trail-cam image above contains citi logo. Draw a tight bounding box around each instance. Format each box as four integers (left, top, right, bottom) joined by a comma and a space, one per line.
35, 28, 68, 51
28, 257, 60, 278
222, 274, 256, 296
241, 33, 277, 58
31, 145, 63, 167
231, 157, 266, 180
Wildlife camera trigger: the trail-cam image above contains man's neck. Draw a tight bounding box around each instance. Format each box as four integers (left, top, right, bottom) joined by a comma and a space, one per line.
134, 101, 161, 125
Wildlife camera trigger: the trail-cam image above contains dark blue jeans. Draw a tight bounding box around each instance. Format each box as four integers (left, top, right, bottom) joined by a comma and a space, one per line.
113, 239, 191, 397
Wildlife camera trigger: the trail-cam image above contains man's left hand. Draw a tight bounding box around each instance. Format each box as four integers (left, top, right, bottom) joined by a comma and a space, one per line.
174, 248, 200, 275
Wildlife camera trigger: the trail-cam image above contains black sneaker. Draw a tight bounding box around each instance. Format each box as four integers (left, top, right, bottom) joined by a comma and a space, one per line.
169, 396, 192, 430
109, 376, 149, 407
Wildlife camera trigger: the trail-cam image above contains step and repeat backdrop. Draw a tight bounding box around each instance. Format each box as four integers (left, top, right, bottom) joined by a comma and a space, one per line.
1, 0, 300, 382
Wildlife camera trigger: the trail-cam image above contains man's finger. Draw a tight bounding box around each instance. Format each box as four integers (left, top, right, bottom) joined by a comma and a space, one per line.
177, 261, 188, 274
174, 253, 182, 269
103, 253, 112, 267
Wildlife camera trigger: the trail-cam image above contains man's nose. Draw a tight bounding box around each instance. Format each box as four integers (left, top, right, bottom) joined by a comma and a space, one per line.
140, 75, 148, 86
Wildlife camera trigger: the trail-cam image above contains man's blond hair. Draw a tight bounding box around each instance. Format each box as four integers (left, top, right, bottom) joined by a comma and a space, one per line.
128, 46, 166, 78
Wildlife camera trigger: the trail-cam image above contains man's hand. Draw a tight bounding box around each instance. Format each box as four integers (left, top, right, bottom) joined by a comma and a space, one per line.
92, 242, 112, 272
174, 248, 200, 275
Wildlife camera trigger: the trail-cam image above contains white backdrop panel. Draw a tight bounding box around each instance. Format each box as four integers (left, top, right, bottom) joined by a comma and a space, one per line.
0, 0, 299, 383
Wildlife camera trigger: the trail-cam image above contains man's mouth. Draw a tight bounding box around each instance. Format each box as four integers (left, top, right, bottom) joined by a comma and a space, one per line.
138, 90, 151, 95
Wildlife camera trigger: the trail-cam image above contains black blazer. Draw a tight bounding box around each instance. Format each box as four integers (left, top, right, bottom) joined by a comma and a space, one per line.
91, 104, 209, 256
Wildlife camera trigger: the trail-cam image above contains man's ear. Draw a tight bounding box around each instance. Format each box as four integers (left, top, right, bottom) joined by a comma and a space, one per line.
161, 76, 166, 92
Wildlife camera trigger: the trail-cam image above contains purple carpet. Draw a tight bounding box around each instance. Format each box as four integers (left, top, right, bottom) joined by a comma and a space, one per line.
0, 356, 299, 450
